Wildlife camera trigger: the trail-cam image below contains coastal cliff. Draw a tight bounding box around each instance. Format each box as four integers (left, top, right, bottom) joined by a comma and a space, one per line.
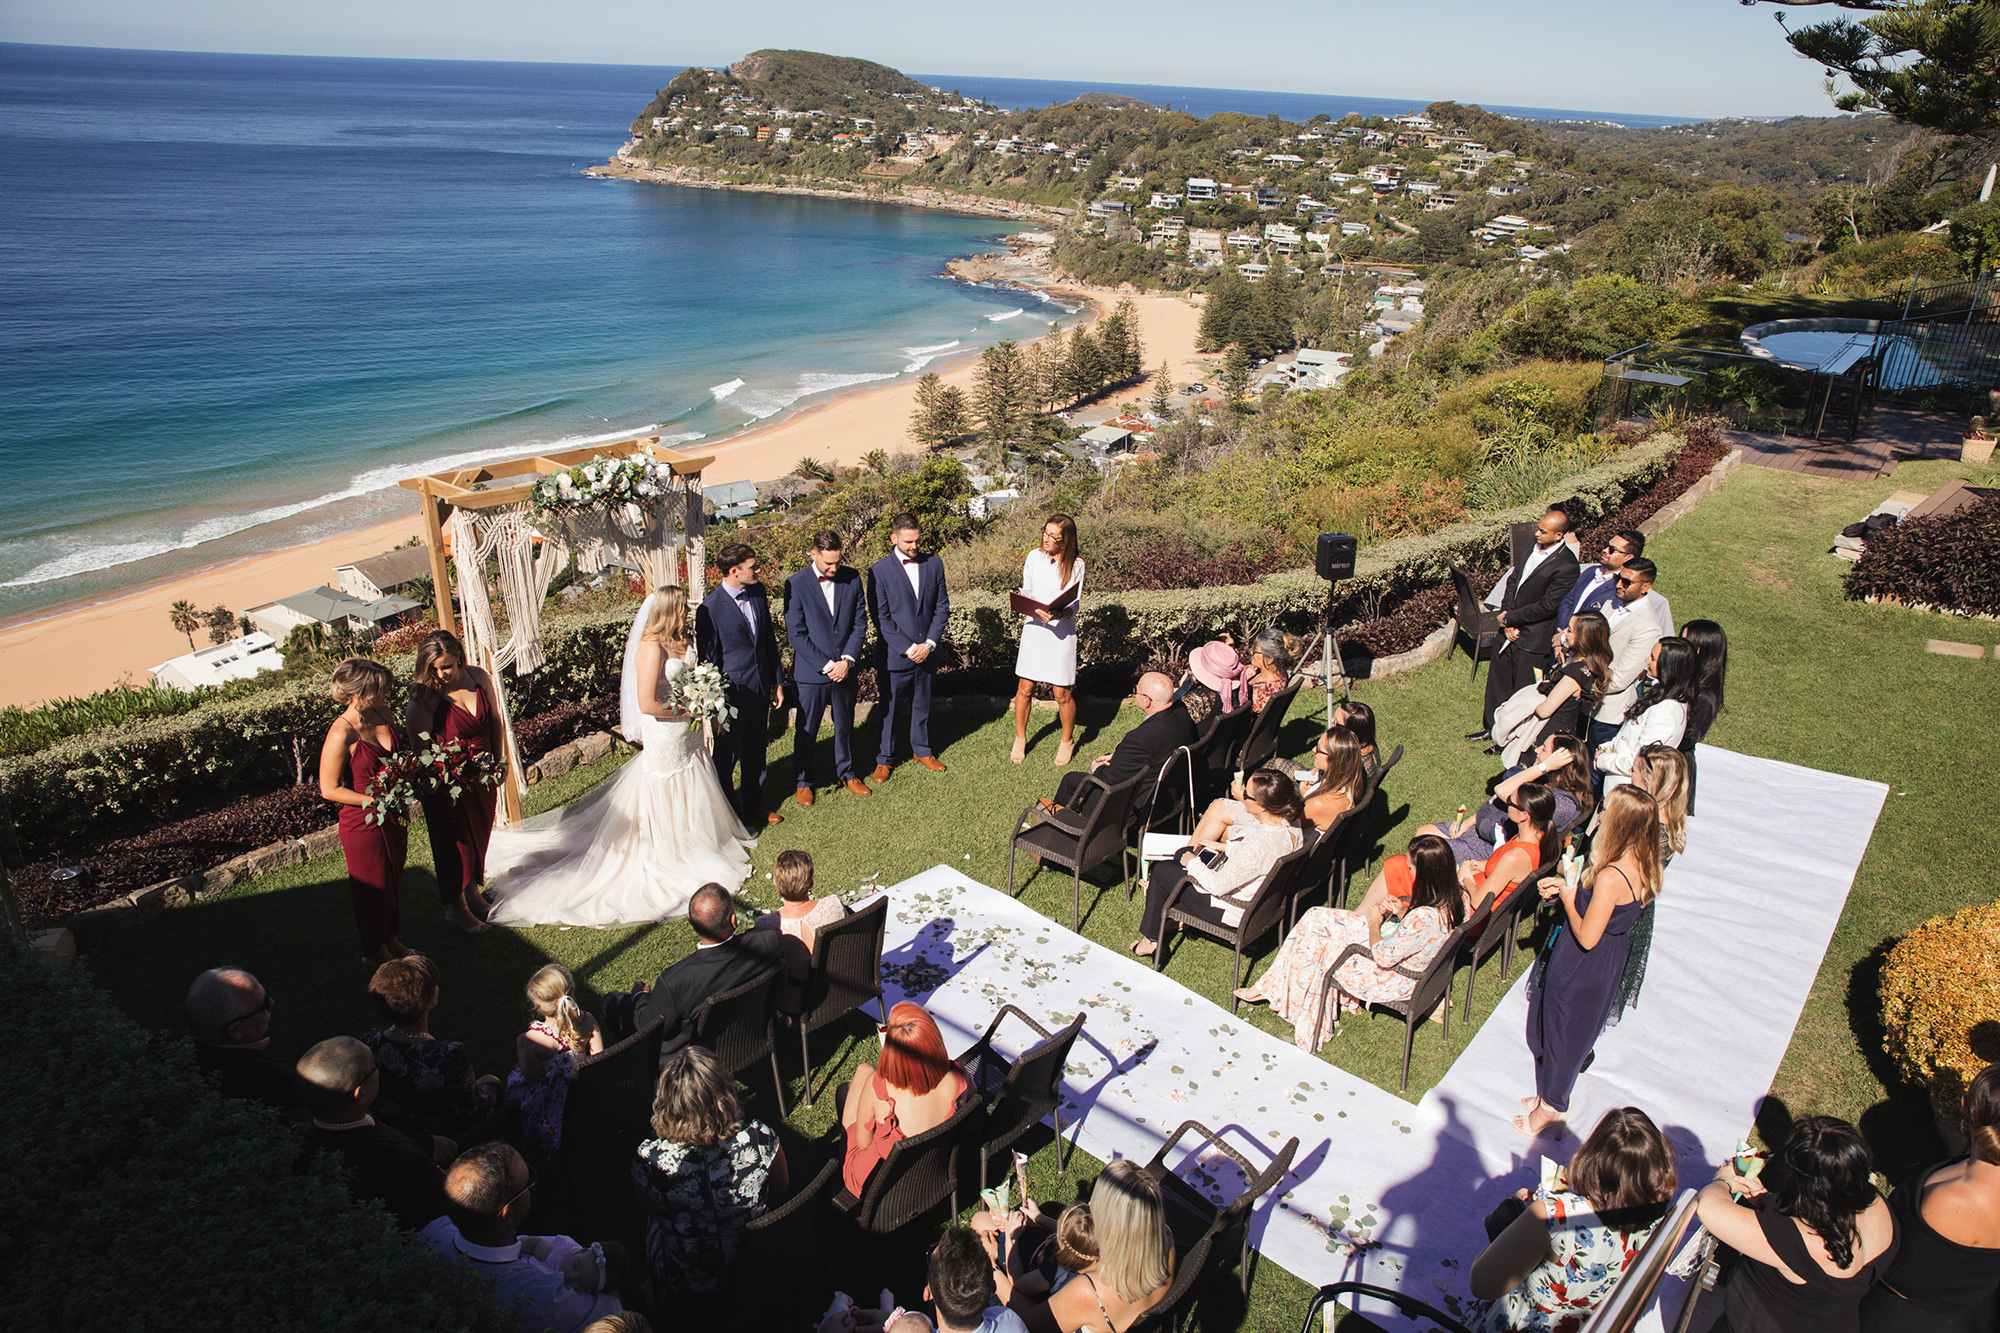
584, 155, 1069, 229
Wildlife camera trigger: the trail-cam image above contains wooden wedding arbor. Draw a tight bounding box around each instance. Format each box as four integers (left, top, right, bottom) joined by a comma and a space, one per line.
397, 435, 716, 821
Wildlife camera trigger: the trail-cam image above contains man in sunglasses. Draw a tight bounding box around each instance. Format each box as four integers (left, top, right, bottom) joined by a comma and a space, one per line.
1555, 528, 1645, 631
186, 967, 296, 1111
421, 1143, 622, 1333
1590, 557, 1669, 751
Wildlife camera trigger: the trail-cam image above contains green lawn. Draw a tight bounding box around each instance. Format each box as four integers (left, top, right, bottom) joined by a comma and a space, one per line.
89, 454, 2000, 1330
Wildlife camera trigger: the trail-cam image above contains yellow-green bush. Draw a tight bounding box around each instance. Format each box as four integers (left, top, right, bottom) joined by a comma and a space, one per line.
1880, 900, 2000, 1123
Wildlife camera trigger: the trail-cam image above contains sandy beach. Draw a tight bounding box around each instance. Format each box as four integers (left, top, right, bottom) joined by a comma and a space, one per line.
0, 285, 1212, 710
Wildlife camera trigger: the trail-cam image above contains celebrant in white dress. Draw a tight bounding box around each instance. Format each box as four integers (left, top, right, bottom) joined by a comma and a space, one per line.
1011, 514, 1084, 767
484, 587, 756, 927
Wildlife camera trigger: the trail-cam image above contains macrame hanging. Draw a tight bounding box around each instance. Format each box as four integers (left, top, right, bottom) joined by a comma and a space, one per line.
543, 475, 707, 601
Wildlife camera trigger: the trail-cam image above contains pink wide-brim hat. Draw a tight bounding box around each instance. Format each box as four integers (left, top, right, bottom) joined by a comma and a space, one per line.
1188, 640, 1249, 710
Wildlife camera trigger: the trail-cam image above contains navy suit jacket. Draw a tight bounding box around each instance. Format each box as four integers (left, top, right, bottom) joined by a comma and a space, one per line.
695, 583, 779, 695
1556, 563, 1620, 631
784, 564, 867, 683
867, 553, 949, 672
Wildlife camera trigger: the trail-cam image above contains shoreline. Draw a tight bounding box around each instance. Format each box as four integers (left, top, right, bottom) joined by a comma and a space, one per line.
584, 156, 1072, 229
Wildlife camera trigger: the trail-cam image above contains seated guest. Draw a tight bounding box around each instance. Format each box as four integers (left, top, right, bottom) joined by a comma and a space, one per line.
1699, 1115, 1899, 1333
916, 1227, 1031, 1333
1050, 672, 1195, 832
1492, 610, 1609, 768
1681, 618, 1728, 747
1465, 1105, 1677, 1332
508, 963, 603, 1158
361, 954, 502, 1140
1244, 629, 1299, 713
1178, 639, 1249, 730
186, 966, 293, 1110
1632, 743, 1689, 864
1590, 558, 1669, 751
1472, 736, 1593, 845
981, 1159, 1174, 1332
1235, 833, 1463, 1049
1862, 1063, 2000, 1332
297, 1035, 449, 1230
1190, 724, 1366, 846
1354, 784, 1554, 923
1332, 699, 1382, 784
1132, 769, 1305, 958
1597, 637, 1697, 791
422, 1142, 622, 1333
601, 882, 785, 1061
633, 1046, 786, 1295
756, 848, 849, 1011
841, 1003, 971, 1198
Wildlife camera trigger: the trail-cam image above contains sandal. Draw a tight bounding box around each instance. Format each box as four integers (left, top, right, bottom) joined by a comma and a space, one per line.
1130, 938, 1157, 957
1512, 1101, 1567, 1140
445, 904, 490, 934
1232, 987, 1266, 1005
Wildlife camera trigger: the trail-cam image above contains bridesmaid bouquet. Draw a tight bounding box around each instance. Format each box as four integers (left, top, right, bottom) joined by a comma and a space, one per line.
412, 732, 506, 802
670, 662, 737, 733
360, 751, 430, 827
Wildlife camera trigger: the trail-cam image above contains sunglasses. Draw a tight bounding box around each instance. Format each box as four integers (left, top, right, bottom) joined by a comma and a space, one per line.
232, 992, 275, 1025
502, 1166, 537, 1214
1614, 575, 1646, 588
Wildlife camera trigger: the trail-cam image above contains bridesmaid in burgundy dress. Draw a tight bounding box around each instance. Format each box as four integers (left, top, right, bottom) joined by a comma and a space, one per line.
319, 657, 410, 967
405, 631, 500, 935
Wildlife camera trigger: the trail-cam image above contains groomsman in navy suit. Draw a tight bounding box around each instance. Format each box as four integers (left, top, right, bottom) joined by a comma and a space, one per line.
783, 529, 872, 806
695, 542, 785, 826
866, 511, 950, 780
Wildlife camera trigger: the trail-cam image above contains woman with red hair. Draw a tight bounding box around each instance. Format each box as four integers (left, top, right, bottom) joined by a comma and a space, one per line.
839, 1002, 971, 1196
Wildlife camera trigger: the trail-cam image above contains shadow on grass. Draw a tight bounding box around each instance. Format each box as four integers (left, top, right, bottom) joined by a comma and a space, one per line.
1844, 939, 1945, 1178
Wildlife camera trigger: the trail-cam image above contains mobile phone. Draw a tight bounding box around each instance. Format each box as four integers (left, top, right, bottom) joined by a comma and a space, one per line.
1196, 846, 1228, 870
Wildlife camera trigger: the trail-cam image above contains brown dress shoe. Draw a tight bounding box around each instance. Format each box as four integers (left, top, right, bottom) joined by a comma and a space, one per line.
764, 809, 784, 826
871, 764, 892, 782
916, 755, 947, 772
795, 786, 814, 807
843, 779, 873, 797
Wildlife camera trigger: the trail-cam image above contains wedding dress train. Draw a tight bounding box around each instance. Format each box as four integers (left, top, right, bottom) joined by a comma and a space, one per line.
484, 651, 755, 927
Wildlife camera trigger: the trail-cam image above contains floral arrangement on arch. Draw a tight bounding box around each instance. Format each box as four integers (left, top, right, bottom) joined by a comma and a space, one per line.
526, 455, 674, 520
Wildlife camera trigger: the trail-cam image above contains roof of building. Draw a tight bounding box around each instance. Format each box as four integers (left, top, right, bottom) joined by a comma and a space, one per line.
334, 545, 432, 589
1080, 424, 1134, 446
150, 633, 286, 689
263, 586, 421, 626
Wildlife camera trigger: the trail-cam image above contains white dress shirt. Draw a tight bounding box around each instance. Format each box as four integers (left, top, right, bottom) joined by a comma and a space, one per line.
898, 555, 934, 652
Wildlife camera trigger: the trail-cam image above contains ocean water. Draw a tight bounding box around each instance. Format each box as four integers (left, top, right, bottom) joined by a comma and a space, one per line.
0, 44, 1049, 620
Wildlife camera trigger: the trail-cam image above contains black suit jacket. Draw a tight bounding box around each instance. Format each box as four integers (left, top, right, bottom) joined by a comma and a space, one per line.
1496, 544, 1581, 660
307, 1121, 446, 1231
1100, 702, 1197, 792
197, 1042, 299, 1111
633, 930, 786, 1058
696, 583, 781, 696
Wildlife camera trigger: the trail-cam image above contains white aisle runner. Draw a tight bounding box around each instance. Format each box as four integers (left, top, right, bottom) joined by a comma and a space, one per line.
874, 746, 1884, 1332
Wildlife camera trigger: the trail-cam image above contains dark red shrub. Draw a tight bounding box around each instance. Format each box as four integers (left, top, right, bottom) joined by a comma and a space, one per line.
1846, 493, 2000, 615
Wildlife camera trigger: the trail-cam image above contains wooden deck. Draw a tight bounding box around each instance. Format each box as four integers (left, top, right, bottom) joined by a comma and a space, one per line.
1730, 404, 1966, 481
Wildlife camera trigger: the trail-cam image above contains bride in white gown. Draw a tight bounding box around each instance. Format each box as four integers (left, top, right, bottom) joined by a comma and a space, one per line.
484, 586, 756, 927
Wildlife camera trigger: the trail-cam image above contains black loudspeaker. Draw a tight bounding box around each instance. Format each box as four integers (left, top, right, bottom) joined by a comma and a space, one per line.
1316, 532, 1357, 582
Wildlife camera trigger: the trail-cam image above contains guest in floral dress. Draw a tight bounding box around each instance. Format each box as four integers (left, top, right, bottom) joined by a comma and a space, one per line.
1465, 1106, 1677, 1332
1235, 834, 1464, 1049
1245, 629, 1300, 713
632, 1046, 787, 1295
361, 954, 501, 1140
506, 963, 603, 1158
755, 849, 849, 1012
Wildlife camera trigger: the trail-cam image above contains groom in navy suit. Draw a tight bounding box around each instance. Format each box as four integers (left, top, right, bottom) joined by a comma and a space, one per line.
695, 542, 785, 827
866, 511, 950, 780
783, 529, 872, 806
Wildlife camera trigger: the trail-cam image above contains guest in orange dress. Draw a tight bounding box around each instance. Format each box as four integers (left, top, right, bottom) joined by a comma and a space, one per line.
318, 657, 409, 967
839, 1003, 970, 1197
405, 630, 501, 935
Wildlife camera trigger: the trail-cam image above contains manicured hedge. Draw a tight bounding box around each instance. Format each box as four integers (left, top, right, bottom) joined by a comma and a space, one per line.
1845, 492, 2000, 617
1880, 900, 2000, 1124
0, 938, 506, 1332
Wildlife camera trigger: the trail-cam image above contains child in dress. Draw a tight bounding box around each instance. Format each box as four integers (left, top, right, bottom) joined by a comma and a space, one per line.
1011, 1201, 1096, 1300
506, 964, 604, 1156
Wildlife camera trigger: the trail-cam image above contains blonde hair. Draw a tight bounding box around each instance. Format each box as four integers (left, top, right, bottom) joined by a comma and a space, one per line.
330, 657, 394, 707
650, 1046, 742, 1147
525, 964, 584, 1050
640, 586, 688, 649
1054, 1202, 1098, 1273
1586, 786, 1664, 905
1637, 746, 1689, 855
1091, 1159, 1172, 1305
773, 849, 815, 903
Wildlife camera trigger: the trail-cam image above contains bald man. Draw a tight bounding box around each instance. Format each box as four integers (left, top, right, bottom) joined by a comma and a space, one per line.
1050, 672, 1194, 831
185, 966, 294, 1110
298, 1035, 448, 1230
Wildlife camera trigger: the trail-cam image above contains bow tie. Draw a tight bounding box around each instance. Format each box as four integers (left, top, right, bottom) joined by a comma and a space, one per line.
817, 574, 836, 583
899, 556, 918, 566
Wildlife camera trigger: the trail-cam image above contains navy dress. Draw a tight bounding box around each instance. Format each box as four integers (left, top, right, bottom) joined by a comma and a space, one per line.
1526, 867, 1643, 1113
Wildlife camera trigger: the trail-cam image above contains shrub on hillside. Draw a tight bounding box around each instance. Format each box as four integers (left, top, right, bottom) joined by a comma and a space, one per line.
1845, 493, 2000, 617
0, 936, 506, 1331
1880, 901, 2000, 1124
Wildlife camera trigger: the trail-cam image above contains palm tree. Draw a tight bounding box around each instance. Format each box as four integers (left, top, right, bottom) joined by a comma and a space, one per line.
168, 599, 200, 652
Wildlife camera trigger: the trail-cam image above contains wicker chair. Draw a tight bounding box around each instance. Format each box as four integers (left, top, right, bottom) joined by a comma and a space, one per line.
956, 1005, 1086, 1209
1317, 921, 1473, 1091
1288, 804, 1358, 932
1145, 1120, 1299, 1299
1333, 743, 1404, 910
1007, 767, 1150, 930
1124, 1229, 1214, 1333
1236, 682, 1301, 776
1448, 560, 1502, 682
1299, 1283, 1473, 1333
829, 1088, 985, 1238
692, 963, 786, 1116
550, 1015, 665, 1241
1190, 706, 1254, 802
721, 1157, 841, 1319
1152, 846, 1309, 1011
794, 896, 889, 1109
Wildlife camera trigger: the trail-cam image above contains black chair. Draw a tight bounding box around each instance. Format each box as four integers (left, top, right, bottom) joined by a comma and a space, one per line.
1318, 920, 1472, 1090
1008, 767, 1150, 930
1448, 560, 1502, 682
1191, 706, 1254, 802
1461, 852, 1558, 1022
1235, 682, 1301, 776
721, 1157, 840, 1318
1332, 743, 1402, 910
1289, 803, 1358, 932
693, 963, 787, 1117
1153, 846, 1310, 1011
1142, 744, 1197, 843
1124, 1229, 1215, 1333
1145, 1120, 1299, 1299
1300, 1283, 1474, 1333
956, 1005, 1086, 1211
829, 1087, 984, 1238
795, 896, 889, 1109
551, 1015, 666, 1240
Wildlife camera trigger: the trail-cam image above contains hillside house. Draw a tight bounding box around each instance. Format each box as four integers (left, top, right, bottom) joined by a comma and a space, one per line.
1237, 262, 1270, 279
1264, 153, 1305, 166
150, 632, 286, 692
1087, 199, 1130, 219
1185, 178, 1218, 201
333, 546, 431, 603
246, 587, 421, 641
1152, 216, 1186, 235
1149, 191, 1181, 210
1254, 186, 1286, 208
1225, 231, 1261, 250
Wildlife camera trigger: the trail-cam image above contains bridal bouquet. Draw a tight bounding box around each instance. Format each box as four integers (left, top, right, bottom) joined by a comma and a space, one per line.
670, 661, 737, 733
359, 750, 431, 827
412, 731, 506, 803
527, 454, 673, 520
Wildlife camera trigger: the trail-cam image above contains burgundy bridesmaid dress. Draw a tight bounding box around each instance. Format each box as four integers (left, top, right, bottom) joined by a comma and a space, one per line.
339, 731, 408, 958
425, 686, 500, 904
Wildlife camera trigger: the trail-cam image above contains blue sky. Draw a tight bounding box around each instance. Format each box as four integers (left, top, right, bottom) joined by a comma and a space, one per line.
1, 0, 1840, 119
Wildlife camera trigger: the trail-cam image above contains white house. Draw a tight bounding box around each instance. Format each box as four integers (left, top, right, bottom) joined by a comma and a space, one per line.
1185, 178, 1218, 201
1149, 191, 1181, 210
246, 587, 422, 641
1263, 153, 1306, 166
150, 632, 286, 692
333, 546, 432, 603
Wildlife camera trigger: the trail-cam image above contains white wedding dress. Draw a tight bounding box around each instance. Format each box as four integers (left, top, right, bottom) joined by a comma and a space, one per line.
484, 634, 756, 928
